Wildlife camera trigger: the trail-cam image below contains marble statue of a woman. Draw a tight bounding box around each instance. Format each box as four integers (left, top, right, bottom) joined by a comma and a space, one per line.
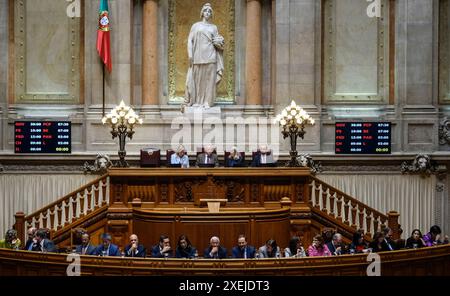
184, 3, 224, 109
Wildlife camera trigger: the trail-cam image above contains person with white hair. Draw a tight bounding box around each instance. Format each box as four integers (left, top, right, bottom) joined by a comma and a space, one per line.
196, 144, 219, 167
204, 236, 227, 259
171, 144, 190, 168
326, 233, 346, 255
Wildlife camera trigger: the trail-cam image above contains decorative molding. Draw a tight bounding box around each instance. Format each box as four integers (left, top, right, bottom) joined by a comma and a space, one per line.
106, 213, 133, 220
0, 165, 83, 172
175, 181, 193, 202
14, 0, 80, 103
439, 117, 450, 145
400, 154, 447, 178
323, 0, 389, 103
83, 154, 113, 175
321, 165, 400, 172
297, 154, 322, 175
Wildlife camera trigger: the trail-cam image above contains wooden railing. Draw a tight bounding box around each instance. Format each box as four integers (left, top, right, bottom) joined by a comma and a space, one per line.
1, 245, 450, 276
308, 176, 401, 239
14, 175, 109, 242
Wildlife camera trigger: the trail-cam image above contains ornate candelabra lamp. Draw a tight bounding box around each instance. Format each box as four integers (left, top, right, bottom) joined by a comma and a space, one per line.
102, 100, 143, 167
275, 101, 315, 167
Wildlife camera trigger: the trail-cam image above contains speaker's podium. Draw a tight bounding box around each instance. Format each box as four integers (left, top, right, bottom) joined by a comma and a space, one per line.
199, 199, 227, 213
140, 148, 161, 167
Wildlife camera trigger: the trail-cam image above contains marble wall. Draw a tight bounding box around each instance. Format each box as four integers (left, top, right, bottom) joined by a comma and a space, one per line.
0, 0, 7, 151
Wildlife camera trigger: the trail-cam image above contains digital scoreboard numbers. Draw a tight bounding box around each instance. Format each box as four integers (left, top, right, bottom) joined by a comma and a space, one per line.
15, 121, 71, 154
335, 122, 391, 154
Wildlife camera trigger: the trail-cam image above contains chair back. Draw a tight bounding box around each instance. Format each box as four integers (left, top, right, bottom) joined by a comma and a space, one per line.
140, 148, 161, 167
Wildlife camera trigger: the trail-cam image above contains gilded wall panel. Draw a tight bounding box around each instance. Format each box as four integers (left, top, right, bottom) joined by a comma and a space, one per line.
168, 0, 235, 104
14, 0, 80, 103
323, 0, 389, 103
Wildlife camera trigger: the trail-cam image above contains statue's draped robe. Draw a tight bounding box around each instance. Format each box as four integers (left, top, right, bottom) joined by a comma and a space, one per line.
185, 22, 224, 107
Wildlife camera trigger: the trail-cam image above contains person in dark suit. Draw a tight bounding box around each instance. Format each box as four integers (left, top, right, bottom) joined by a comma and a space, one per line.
226, 147, 244, 167
326, 233, 346, 255
176, 234, 198, 258
24, 227, 37, 251
369, 231, 391, 252
151, 235, 174, 258
75, 232, 96, 255
204, 236, 227, 259
382, 227, 396, 251
31, 228, 57, 253
251, 145, 275, 167
231, 234, 255, 259
124, 234, 146, 258
196, 144, 219, 167
95, 233, 121, 256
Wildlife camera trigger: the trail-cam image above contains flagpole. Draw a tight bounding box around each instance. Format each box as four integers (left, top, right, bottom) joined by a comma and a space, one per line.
102, 64, 105, 117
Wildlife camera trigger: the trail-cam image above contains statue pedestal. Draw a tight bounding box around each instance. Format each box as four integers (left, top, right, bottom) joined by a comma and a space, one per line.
183, 106, 221, 114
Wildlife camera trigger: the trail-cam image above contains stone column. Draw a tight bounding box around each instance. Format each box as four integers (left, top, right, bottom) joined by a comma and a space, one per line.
245, 0, 262, 105
142, 0, 159, 105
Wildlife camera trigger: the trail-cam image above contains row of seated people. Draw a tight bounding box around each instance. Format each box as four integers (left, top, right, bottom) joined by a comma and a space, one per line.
2, 225, 447, 258
142, 144, 277, 168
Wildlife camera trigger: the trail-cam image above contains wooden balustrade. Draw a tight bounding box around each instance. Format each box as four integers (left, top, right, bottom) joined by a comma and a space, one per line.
309, 177, 399, 239
14, 176, 109, 243
13, 168, 403, 248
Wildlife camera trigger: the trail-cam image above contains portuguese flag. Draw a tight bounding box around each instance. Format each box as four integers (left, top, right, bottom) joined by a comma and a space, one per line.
97, 0, 112, 72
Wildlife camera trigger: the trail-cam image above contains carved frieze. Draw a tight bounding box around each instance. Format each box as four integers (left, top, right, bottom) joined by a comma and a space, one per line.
401, 154, 447, 178
83, 154, 112, 175
297, 154, 322, 175
439, 117, 450, 145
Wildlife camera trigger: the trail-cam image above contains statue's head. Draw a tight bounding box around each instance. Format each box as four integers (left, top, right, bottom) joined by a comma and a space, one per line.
414, 154, 430, 171
200, 3, 213, 19
299, 155, 309, 167
95, 154, 112, 171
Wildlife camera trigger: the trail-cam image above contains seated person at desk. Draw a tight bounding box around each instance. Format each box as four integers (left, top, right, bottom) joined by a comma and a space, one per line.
284, 236, 306, 258
226, 147, 244, 167
170, 145, 189, 168
257, 239, 281, 258
24, 227, 37, 251
31, 228, 57, 253
95, 233, 121, 256
75, 232, 96, 255
251, 145, 275, 167
204, 236, 227, 259
152, 235, 174, 258
232, 234, 255, 259
125, 234, 147, 258
176, 234, 198, 259
0, 229, 21, 250
196, 144, 219, 167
